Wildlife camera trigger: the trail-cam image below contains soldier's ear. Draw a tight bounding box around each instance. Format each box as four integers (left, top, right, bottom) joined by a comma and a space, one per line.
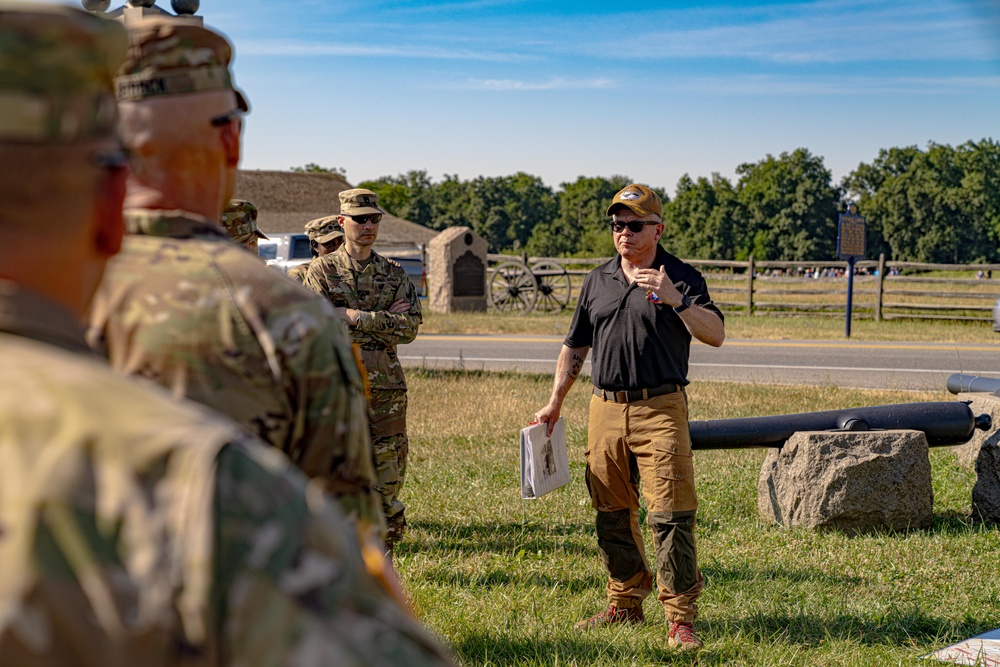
219, 118, 241, 168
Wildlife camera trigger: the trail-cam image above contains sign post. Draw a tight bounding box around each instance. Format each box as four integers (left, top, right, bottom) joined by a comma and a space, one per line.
837, 203, 867, 338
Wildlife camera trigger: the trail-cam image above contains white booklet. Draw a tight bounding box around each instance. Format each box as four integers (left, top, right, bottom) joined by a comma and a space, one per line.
927, 628, 1000, 665
520, 417, 570, 499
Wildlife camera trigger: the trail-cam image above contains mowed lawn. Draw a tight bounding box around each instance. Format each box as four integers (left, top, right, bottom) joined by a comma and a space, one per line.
419, 310, 1000, 344
395, 369, 1000, 667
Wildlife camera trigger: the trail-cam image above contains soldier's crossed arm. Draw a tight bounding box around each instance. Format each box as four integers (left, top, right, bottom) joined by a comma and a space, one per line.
352, 276, 422, 346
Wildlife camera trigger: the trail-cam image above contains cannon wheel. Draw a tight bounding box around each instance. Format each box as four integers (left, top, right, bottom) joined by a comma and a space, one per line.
488, 261, 538, 313
530, 261, 572, 313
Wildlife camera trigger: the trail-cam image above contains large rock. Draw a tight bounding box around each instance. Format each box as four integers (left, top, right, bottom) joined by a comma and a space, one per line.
758, 430, 933, 534
972, 439, 1000, 524
952, 393, 1000, 467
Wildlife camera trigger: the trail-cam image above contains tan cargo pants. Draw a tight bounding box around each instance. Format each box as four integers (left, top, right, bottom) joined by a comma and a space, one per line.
585, 389, 704, 622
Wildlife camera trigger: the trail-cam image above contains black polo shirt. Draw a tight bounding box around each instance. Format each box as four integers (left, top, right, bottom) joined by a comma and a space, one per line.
564, 246, 723, 392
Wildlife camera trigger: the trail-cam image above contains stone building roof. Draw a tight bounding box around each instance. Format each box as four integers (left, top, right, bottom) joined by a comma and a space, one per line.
234, 170, 437, 246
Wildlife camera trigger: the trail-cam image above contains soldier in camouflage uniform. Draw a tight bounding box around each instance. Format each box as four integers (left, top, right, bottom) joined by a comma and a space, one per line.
0, 6, 456, 665
220, 198, 268, 253
86, 19, 385, 539
288, 214, 344, 283
305, 189, 422, 547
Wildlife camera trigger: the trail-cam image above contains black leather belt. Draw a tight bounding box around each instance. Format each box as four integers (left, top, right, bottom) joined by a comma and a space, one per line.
359, 343, 388, 351
593, 383, 679, 403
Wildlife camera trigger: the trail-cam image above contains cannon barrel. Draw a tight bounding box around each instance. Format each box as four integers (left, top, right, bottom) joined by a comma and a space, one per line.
946, 373, 1000, 396
689, 401, 991, 450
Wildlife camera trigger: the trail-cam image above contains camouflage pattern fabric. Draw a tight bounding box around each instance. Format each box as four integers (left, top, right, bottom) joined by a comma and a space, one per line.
304, 215, 341, 241
220, 198, 267, 244
371, 389, 409, 543
287, 260, 312, 284
87, 209, 385, 538
0, 3, 125, 145
0, 282, 456, 667
304, 246, 421, 391
114, 18, 249, 111
304, 247, 421, 544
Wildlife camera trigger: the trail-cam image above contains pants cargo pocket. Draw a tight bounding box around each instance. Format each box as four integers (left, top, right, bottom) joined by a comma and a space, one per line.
648, 445, 697, 514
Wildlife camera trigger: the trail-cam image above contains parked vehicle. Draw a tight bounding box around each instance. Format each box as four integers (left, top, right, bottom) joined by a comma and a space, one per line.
258, 233, 426, 297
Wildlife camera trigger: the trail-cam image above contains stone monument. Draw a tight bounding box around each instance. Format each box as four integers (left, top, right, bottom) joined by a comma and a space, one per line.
427, 227, 488, 313
758, 430, 933, 534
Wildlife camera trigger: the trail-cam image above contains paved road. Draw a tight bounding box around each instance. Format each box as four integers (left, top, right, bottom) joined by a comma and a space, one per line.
399, 334, 1000, 391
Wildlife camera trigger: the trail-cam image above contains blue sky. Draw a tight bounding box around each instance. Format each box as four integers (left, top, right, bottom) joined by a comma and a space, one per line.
60, 0, 1000, 195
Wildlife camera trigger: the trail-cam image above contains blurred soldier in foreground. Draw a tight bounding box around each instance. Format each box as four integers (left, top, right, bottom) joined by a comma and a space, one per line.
288, 214, 344, 283
220, 198, 268, 253
306, 189, 422, 548
534, 184, 725, 651
86, 18, 384, 538
0, 5, 455, 665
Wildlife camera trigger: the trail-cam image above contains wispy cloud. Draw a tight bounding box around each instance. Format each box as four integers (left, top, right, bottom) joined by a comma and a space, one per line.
465, 77, 615, 91
671, 74, 1000, 96
238, 39, 535, 63
564, 1, 1000, 63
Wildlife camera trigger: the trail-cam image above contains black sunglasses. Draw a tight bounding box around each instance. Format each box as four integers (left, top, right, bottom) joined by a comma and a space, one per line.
344, 213, 382, 225
211, 108, 244, 127
610, 220, 655, 233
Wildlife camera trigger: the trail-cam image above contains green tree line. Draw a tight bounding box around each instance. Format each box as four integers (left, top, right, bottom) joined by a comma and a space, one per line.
357, 139, 1000, 262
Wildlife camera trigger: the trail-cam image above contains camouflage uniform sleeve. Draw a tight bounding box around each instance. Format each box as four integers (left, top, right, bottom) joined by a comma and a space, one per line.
286, 262, 309, 285
353, 269, 423, 347
303, 258, 333, 298
213, 440, 457, 666
276, 301, 385, 537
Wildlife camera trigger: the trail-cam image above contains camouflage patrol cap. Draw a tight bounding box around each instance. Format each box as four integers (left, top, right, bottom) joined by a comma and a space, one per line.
339, 188, 384, 217
316, 227, 345, 245
115, 19, 249, 113
304, 215, 342, 241
221, 199, 268, 241
606, 183, 662, 219
0, 2, 127, 144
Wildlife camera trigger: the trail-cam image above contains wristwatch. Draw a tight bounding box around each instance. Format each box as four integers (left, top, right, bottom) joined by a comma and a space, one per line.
674, 294, 692, 314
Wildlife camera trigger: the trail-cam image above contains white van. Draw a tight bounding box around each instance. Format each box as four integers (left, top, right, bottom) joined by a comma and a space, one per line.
259, 233, 426, 296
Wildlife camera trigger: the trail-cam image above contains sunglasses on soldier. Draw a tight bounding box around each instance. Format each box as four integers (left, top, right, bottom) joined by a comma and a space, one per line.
610, 219, 656, 234
344, 213, 383, 225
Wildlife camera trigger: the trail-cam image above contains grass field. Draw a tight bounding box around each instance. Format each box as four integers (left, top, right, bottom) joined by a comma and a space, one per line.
395, 369, 1000, 666
420, 310, 1000, 344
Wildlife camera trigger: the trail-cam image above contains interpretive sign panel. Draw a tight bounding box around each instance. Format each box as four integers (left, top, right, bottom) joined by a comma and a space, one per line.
837, 203, 867, 260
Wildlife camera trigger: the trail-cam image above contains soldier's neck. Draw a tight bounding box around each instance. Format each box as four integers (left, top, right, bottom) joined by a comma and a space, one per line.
343, 240, 373, 262
124, 177, 225, 223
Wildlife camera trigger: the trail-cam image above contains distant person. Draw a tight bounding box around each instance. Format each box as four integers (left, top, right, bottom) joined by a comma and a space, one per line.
288, 214, 344, 283
305, 188, 422, 550
220, 198, 268, 253
0, 6, 455, 665
86, 18, 384, 538
534, 184, 725, 651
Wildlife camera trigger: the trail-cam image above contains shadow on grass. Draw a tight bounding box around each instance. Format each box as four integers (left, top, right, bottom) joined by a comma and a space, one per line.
445, 611, 996, 667
448, 633, 697, 667
701, 608, 993, 648
703, 563, 865, 587
405, 519, 596, 557
930, 510, 983, 535
421, 568, 603, 595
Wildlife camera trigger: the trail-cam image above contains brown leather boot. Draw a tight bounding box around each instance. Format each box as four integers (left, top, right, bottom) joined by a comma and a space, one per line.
573, 604, 645, 630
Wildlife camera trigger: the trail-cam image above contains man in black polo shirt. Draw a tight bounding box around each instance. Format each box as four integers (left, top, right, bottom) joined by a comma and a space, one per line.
534, 183, 724, 651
